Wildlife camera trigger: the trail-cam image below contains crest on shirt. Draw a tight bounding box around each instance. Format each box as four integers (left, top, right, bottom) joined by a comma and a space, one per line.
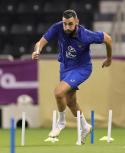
77, 42, 85, 49
66, 46, 77, 58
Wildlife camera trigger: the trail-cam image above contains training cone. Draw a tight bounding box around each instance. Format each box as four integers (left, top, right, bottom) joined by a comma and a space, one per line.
99, 136, 114, 141
44, 137, 59, 143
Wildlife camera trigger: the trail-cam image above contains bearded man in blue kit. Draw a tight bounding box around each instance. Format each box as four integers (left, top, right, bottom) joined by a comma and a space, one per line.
32, 9, 112, 143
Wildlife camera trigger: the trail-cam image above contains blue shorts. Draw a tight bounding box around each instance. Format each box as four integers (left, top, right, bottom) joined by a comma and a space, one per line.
60, 65, 92, 90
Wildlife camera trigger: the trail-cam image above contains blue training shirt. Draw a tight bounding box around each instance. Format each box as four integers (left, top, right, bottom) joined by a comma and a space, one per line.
43, 21, 104, 72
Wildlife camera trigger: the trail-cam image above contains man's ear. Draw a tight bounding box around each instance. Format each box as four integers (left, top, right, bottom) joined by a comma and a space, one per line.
76, 18, 79, 25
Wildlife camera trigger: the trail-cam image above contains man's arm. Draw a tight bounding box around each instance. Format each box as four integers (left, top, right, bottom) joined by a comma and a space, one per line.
102, 32, 112, 68
32, 37, 48, 60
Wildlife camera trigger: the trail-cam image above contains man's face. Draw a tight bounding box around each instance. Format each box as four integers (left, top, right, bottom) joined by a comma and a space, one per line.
62, 17, 78, 34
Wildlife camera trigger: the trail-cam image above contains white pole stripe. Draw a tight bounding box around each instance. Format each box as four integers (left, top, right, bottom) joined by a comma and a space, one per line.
107, 110, 112, 143
77, 111, 81, 145
21, 112, 26, 146
52, 110, 57, 131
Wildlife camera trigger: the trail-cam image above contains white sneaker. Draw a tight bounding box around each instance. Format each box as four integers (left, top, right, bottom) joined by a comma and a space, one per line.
49, 128, 61, 138
49, 122, 66, 138
81, 124, 92, 144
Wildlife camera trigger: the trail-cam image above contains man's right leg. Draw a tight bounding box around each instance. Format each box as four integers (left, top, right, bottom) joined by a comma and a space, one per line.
49, 81, 72, 138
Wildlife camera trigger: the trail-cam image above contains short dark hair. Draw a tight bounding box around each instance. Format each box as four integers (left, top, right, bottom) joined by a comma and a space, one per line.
63, 9, 77, 19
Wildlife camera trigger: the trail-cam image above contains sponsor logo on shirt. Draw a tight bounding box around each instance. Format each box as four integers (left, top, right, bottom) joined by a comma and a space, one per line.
66, 46, 77, 59
70, 79, 75, 82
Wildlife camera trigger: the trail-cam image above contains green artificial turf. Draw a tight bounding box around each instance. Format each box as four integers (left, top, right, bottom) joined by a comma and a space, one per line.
0, 128, 125, 153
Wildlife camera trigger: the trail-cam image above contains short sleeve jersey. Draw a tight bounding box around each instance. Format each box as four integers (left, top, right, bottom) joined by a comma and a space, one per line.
43, 21, 104, 72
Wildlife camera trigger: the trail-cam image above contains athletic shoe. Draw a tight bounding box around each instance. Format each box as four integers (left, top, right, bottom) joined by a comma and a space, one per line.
49, 122, 66, 138
81, 124, 92, 144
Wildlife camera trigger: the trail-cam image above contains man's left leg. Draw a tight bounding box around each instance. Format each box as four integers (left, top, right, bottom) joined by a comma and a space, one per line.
66, 90, 88, 127
65, 90, 81, 116
66, 90, 92, 143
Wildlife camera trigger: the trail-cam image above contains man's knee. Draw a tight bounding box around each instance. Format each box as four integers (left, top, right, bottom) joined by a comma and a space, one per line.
54, 88, 65, 99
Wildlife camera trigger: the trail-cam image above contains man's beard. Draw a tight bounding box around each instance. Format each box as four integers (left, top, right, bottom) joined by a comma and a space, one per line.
64, 29, 73, 34
64, 26, 77, 37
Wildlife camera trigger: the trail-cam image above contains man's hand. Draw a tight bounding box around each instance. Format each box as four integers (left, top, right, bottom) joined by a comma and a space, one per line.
31, 37, 48, 60
32, 51, 40, 60
32, 43, 41, 60
102, 58, 112, 68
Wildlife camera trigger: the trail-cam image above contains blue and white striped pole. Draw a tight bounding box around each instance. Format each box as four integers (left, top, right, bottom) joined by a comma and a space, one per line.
90, 110, 94, 144
10, 117, 15, 153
